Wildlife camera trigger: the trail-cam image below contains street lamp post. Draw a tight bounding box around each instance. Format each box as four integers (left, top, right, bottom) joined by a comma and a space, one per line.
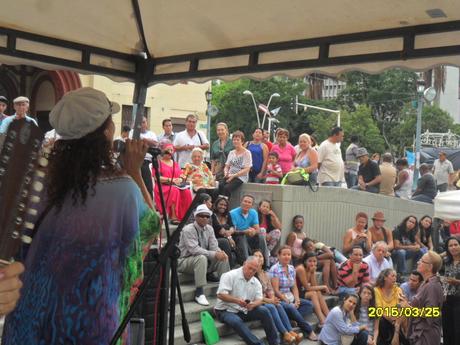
413, 80, 425, 187
205, 89, 212, 142
243, 90, 260, 127
413, 79, 437, 188
261, 93, 280, 128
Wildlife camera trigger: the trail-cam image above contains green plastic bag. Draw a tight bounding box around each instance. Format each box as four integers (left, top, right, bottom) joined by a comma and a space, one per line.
201, 311, 220, 345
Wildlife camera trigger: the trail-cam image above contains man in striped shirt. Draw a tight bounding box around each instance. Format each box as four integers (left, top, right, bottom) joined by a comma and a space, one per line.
337, 246, 370, 298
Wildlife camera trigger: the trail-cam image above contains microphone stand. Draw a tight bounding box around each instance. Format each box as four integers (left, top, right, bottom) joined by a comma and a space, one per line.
110, 150, 193, 345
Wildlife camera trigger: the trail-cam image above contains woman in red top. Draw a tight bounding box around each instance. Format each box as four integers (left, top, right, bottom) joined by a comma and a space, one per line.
152, 143, 192, 224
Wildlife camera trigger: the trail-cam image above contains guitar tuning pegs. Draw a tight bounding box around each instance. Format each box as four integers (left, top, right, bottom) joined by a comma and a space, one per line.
30, 195, 41, 203
33, 181, 44, 192
39, 157, 48, 167
24, 221, 34, 230
11, 230, 19, 239
21, 235, 32, 244
27, 208, 38, 216
18, 203, 26, 212
15, 217, 23, 225
36, 170, 45, 178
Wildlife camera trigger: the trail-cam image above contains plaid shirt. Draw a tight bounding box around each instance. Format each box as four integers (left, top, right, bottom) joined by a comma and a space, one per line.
269, 263, 296, 293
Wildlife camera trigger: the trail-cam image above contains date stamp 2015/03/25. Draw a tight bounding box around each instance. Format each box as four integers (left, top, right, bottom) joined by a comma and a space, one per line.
368, 307, 441, 318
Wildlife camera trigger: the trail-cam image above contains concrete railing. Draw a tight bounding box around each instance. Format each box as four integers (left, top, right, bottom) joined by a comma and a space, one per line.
229, 184, 434, 251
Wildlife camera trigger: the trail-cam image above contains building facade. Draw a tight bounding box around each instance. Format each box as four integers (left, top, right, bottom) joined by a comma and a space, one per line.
0, 65, 211, 137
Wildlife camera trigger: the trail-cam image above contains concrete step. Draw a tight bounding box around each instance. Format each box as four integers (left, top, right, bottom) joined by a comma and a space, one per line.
174, 296, 338, 345
173, 297, 218, 325
178, 282, 219, 304
209, 327, 320, 345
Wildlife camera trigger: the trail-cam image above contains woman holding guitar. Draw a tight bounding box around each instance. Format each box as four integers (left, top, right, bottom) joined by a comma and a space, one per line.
0, 262, 24, 316
2, 88, 160, 345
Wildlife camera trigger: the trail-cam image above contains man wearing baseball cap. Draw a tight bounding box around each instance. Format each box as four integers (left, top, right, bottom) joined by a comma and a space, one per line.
351, 147, 381, 193
0, 96, 9, 126
178, 204, 230, 305
0, 96, 37, 134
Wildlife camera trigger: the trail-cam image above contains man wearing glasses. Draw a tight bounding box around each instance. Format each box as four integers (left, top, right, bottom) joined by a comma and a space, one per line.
178, 204, 229, 306
400, 251, 443, 345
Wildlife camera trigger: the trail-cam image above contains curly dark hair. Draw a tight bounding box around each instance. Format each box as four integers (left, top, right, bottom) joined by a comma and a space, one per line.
46, 117, 117, 210
375, 268, 396, 288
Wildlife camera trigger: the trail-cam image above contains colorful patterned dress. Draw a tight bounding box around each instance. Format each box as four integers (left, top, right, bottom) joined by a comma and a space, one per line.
2, 176, 160, 345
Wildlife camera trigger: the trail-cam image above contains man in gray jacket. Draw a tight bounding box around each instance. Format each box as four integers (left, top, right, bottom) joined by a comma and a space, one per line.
178, 204, 230, 306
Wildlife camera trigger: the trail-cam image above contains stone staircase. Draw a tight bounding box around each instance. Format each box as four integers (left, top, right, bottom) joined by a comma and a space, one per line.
172, 272, 340, 345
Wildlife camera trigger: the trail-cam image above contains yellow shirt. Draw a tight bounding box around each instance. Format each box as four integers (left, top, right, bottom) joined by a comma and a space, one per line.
374, 286, 402, 308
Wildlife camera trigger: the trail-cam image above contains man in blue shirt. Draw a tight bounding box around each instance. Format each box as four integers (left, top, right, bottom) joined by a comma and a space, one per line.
400, 270, 423, 303
230, 195, 269, 268
0, 96, 38, 134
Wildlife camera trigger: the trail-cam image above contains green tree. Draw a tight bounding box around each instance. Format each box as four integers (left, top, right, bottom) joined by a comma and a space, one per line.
337, 69, 419, 154
211, 78, 307, 141
391, 105, 458, 154
308, 105, 385, 154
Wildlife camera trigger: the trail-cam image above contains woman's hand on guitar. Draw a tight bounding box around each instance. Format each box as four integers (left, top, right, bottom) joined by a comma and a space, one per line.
0, 262, 24, 316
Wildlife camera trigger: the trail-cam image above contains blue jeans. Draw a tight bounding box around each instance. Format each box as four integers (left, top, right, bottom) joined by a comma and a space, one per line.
352, 330, 369, 345
281, 301, 313, 334
392, 249, 424, 275
216, 306, 280, 345
338, 286, 357, 299
321, 181, 342, 187
264, 303, 292, 334
345, 172, 358, 188
351, 184, 379, 193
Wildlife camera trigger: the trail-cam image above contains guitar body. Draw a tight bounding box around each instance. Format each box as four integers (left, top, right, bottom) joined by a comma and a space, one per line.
0, 119, 43, 265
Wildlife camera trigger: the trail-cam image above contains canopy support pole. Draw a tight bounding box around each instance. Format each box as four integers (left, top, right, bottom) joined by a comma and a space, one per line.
132, 59, 155, 139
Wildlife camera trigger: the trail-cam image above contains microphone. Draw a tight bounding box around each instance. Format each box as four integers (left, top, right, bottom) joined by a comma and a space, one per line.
113, 139, 162, 157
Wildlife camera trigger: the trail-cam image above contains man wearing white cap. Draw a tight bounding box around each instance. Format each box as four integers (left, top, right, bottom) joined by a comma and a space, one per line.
178, 204, 230, 305
0, 96, 37, 134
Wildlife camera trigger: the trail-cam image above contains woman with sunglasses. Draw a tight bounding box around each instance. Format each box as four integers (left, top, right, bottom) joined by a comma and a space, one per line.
153, 143, 192, 224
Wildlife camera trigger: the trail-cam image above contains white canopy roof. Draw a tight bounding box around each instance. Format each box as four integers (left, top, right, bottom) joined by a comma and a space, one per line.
1, 0, 459, 84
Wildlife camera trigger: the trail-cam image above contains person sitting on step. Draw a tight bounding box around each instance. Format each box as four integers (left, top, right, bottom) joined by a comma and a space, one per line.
178, 204, 230, 306
214, 256, 281, 345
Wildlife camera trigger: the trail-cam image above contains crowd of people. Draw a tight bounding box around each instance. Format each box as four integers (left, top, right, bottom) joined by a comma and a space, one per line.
1, 90, 459, 345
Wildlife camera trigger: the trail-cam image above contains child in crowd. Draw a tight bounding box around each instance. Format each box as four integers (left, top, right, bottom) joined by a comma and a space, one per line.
264, 151, 283, 184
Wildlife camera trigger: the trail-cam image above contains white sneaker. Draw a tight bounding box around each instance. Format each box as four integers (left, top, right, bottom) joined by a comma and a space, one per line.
195, 294, 210, 306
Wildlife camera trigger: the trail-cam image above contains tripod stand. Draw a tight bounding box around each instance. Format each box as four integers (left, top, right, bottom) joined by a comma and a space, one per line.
110, 152, 197, 345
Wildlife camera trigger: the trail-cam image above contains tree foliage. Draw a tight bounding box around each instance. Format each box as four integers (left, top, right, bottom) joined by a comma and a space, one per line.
390, 105, 459, 154
211, 78, 306, 142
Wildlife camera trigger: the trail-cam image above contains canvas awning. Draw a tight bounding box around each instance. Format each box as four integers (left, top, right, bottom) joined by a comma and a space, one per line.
0, 0, 459, 85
